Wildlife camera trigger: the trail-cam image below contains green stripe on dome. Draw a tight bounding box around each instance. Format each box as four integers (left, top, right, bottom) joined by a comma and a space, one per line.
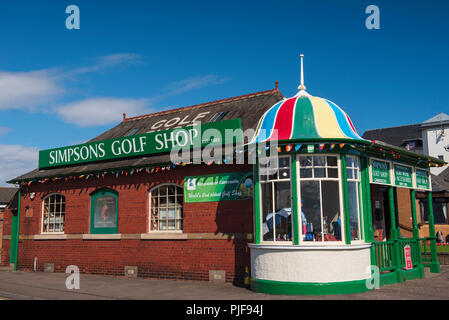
291, 96, 320, 139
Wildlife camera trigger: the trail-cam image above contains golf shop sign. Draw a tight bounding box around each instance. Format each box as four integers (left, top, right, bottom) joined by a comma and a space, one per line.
184, 172, 253, 203
369, 158, 430, 190
38, 119, 242, 168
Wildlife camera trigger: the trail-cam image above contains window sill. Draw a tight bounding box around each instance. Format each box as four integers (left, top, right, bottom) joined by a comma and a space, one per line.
140, 233, 187, 240
82, 234, 121, 240
248, 243, 372, 250
34, 234, 67, 240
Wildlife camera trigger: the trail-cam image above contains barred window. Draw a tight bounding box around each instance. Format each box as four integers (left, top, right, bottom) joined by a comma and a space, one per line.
150, 185, 183, 231
42, 194, 65, 233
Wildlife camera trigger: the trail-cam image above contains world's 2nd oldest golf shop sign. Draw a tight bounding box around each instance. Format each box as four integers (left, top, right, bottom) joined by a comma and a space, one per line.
415, 169, 430, 190
38, 119, 242, 168
184, 172, 253, 203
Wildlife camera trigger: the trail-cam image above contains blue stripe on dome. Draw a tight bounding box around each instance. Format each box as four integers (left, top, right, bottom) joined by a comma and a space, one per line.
324, 99, 361, 140
254, 100, 284, 142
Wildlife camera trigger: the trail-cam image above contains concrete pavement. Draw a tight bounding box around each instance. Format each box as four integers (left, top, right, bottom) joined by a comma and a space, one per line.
0, 267, 448, 300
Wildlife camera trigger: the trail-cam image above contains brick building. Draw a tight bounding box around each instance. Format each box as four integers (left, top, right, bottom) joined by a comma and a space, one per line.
2, 58, 447, 295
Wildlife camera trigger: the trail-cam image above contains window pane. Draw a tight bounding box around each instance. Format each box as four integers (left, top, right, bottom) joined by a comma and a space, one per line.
321, 181, 341, 241
261, 183, 274, 241
279, 157, 290, 168
300, 181, 321, 241
300, 168, 312, 178
347, 168, 353, 180
279, 168, 290, 179
327, 156, 338, 167
327, 168, 338, 178
314, 156, 326, 167
274, 181, 292, 241
348, 182, 360, 240
314, 168, 326, 178
299, 156, 312, 167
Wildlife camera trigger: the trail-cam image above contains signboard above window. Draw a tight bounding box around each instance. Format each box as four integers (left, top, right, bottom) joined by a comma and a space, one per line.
369, 158, 431, 191
38, 119, 242, 168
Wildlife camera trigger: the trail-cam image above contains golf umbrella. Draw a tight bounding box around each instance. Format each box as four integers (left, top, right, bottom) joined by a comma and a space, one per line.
263, 207, 292, 235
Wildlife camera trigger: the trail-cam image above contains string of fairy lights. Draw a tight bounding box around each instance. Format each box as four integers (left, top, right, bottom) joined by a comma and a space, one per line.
13, 140, 445, 187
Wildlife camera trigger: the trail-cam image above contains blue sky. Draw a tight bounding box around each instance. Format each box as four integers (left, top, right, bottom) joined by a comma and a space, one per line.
0, 0, 448, 185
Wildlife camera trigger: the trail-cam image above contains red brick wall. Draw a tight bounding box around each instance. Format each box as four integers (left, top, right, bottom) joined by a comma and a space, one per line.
1, 164, 254, 284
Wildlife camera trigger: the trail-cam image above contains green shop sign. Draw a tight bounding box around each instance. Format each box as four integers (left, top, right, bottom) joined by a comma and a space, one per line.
39, 119, 242, 168
394, 164, 413, 188
371, 159, 391, 185
415, 169, 430, 190
184, 172, 253, 203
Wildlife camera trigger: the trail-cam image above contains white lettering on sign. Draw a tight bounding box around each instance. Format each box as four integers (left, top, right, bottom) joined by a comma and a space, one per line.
148, 112, 211, 132
49, 143, 106, 165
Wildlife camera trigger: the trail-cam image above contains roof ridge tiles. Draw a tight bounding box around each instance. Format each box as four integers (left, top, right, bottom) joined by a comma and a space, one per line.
123, 88, 282, 122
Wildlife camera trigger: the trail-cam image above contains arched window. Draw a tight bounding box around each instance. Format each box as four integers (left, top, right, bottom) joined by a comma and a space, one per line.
149, 184, 183, 231
42, 194, 66, 233
90, 189, 118, 234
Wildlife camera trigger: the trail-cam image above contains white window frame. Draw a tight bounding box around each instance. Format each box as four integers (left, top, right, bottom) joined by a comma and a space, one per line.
346, 155, 364, 243
41, 193, 66, 234
148, 183, 184, 233
296, 154, 346, 245
258, 155, 293, 244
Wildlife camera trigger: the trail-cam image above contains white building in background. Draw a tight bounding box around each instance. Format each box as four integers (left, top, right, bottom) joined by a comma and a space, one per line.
363, 112, 449, 175
421, 113, 449, 175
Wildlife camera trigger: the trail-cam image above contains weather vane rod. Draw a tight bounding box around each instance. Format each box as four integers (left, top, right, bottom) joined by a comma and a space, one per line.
298, 54, 306, 91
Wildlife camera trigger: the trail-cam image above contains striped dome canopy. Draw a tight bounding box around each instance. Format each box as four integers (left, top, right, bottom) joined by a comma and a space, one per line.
250, 92, 365, 144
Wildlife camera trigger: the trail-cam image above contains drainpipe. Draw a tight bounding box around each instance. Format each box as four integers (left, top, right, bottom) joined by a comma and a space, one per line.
9, 188, 21, 271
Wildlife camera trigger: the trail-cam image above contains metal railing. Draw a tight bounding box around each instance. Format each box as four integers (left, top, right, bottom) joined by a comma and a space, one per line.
371, 238, 423, 272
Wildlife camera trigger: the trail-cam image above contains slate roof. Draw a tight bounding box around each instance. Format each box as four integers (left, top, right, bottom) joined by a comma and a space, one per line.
432, 167, 449, 192
0, 187, 18, 205
362, 124, 422, 150
9, 88, 284, 182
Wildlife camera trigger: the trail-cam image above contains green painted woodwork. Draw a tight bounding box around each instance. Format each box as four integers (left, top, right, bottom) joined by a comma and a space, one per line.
251, 278, 371, 295
253, 159, 261, 244
410, 190, 419, 239
340, 154, 351, 244
291, 155, 300, 245
90, 189, 119, 234
427, 192, 441, 273
9, 189, 21, 270
388, 187, 397, 240
360, 157, 374, 242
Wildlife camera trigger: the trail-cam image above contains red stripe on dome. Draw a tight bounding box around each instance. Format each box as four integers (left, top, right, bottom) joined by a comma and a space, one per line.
271, 97, 297, 141
345, 113, 357, 134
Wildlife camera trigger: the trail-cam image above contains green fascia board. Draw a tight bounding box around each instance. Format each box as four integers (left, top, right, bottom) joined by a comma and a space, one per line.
250, 278, 372, 295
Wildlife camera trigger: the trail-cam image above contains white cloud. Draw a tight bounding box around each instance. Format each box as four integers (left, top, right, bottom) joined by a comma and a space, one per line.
69, 53, 142, 76
166, 74, 229, 96
0, 126, 10, 135
56, 97, 151, 127
0, 144, 38, 186
0, 70, 63, 110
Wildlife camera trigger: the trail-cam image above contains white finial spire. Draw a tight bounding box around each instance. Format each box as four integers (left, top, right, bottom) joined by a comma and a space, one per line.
298, 54, 306, 91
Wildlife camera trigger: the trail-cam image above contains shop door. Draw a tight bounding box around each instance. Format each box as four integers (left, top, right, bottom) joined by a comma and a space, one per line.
370, 185, 389, 241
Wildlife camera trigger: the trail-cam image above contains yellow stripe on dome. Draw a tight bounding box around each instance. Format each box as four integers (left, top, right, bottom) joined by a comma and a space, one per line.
310, 96, 347, 139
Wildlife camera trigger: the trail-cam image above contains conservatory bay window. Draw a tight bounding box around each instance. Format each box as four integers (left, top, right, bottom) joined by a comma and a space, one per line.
259, 156, 292, 242
346, 156, 362, 241
299, 155, 342, 242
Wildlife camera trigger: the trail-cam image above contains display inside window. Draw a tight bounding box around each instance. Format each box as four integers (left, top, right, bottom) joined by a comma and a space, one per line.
420, 199, 449, 225
93, 195, 117, 229
260, 156, 292, 242
90, 190, 118, 234
150, 185, 183, 231
42, 194, 65, 233
299, 155, 341, 242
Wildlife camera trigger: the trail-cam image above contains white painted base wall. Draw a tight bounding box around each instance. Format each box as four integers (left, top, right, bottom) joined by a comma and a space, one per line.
249, 244, 372, 283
